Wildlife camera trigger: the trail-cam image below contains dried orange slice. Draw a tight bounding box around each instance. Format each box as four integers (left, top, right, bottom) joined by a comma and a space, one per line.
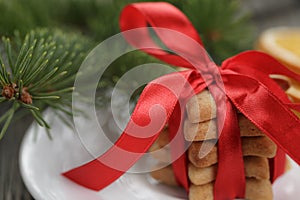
257, 27, 300, 73
257, 27, 300, 102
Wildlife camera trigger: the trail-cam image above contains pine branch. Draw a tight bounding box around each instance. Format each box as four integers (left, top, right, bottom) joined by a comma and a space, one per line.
0, 29, 92, 139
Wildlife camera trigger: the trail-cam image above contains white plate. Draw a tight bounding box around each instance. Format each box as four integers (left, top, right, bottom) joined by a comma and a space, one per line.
20, 111, 300, 200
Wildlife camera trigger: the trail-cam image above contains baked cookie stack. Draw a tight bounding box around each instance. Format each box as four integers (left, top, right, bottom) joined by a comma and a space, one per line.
150, 90, 278, 200
149, 127, 178, 186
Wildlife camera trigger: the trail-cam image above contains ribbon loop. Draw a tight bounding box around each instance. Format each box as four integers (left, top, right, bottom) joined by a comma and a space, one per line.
224, 73, 300, 165
120, 2, 209, 69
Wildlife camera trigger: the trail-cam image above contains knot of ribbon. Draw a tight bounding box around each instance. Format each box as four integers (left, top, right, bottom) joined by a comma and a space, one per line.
63, 2, 300, 199
201, 62, 223, 86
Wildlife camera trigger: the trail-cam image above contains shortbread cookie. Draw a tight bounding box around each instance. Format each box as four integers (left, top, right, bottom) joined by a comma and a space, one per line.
189, 178, 273, 200
189, 182, 214, 200
245, 178, 273, 200
188, 156, 270, 185
188, 163, 217, 186
242, 136, 277, 158
148, 127, 172, 163
184, 115, 265, 141
156, 127, 169, 147
189, 137, 277, 168
150, 165, 178, 186
148, 141, 172, 163
186, 90, 217, 123
188, 140, 218, 168
238, 115, 266, 137
243, 156, 270, 180
184, 119, 217, 141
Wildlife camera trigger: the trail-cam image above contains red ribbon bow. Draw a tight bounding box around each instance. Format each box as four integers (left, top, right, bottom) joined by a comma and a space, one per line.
63, 2, 300, 199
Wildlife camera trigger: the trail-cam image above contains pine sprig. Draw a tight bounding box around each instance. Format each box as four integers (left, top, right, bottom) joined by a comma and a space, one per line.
0, 29, 92, 139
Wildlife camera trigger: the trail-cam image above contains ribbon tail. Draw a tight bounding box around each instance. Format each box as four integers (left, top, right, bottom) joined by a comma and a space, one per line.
63, 72, 192, 190
286, 102, 300, 112
213, 93, 245, 199
222, 51, 300, 103
225, 74, 300, 166
169, 102, 189, 191
222, 50, 300, 83
269, 149, 286, 182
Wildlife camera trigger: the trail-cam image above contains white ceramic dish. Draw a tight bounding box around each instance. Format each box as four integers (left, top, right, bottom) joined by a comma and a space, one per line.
20, 111, 300, 200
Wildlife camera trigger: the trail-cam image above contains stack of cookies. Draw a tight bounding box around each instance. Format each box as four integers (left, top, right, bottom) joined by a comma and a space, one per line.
149, 127, 179, 186
149, 90, 278, 200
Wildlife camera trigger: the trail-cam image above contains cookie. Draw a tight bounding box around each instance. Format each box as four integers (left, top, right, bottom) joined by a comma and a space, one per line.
189, 178, 273, 200
188, 140, 218, 168
188, 156, 270, 186
242, 136, 277, 158
245, 178, 273, 200
186, 90, 217, 123
148, 141, 171, 163
150, 165, 178, 186
238, 115, 266, 137
188, 163, 217, 186
189, 182, 214, 200
243, 156, 270, 180
157, 127, 170, 147
189, 137, 277, 168
184, 119, 217, 141
184, 115, 265, 142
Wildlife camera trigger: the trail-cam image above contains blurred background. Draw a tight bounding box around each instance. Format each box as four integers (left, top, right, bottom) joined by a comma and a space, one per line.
242, 0, 300, 33
0, 0, 300, 199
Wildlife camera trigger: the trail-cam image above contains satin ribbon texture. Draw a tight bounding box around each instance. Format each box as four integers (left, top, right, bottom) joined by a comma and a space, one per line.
63, 2, 300, 199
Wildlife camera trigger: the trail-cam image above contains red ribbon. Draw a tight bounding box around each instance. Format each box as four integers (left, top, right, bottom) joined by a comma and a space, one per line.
63, 2, 300, 199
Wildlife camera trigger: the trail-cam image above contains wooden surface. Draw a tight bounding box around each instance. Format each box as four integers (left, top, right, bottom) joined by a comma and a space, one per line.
1, 1, 300, 200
